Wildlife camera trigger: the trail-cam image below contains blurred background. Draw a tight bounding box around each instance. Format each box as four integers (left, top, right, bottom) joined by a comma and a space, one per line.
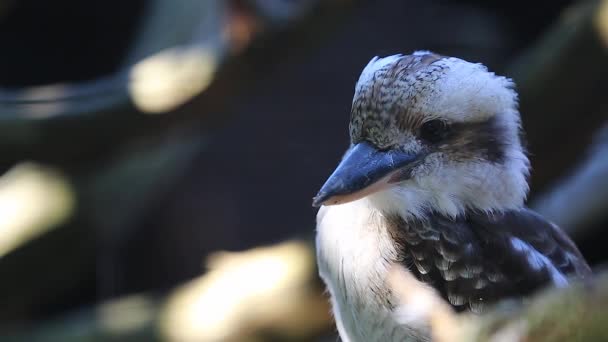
0, 0, 606, 340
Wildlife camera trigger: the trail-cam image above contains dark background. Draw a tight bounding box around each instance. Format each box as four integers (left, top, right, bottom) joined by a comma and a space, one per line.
0, 0, 606, 340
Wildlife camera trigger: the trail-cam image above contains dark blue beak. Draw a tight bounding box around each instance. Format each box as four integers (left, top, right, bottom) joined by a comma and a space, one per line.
313, 142, 420, 207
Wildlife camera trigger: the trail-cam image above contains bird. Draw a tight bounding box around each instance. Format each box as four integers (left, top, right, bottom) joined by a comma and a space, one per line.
312, 51, 592, 342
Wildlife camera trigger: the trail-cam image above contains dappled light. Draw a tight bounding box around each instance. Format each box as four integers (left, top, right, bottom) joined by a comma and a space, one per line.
160, 241, 330, 342
98, 295, 157, 337
595, 0, 608, 45
129, 46, 219, 114
0, 163, 74, 258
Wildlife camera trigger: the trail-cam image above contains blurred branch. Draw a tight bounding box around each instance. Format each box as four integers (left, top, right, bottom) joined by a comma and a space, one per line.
0, 0, 356, 165
388, 265, 608, 342
0, 163, 74, 258
0, 131, 202, 320
0, 241, 331, 342
5, 244, 607, 342
0, 164, 81, 321
0, 0, 358, 322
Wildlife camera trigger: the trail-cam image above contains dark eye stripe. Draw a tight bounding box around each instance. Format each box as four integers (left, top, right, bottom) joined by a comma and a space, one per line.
420, 119, 450, 143
444, 116, 508, 163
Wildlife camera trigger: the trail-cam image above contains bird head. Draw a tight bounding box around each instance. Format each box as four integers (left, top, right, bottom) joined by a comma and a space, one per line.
313, 51, 530, 218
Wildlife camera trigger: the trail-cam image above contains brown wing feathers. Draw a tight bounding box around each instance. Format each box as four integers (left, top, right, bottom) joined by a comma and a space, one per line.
389, 208, 591, 313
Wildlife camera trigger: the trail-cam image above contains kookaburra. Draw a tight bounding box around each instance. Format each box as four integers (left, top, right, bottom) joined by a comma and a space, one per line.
313, 51, 592, 341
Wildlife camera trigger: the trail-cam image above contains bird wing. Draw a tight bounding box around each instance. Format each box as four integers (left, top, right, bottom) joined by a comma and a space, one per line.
392, 208, 592, 313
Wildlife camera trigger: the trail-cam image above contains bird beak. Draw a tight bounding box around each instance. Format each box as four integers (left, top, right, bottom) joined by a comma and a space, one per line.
313, 141, 421, 207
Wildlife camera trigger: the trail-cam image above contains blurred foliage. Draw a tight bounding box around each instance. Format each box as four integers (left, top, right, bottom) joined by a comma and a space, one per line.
1, 241, 331, 342
389, 265, 608, 342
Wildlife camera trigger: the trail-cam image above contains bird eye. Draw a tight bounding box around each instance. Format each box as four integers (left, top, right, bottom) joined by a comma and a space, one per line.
419, 119, 450, 143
